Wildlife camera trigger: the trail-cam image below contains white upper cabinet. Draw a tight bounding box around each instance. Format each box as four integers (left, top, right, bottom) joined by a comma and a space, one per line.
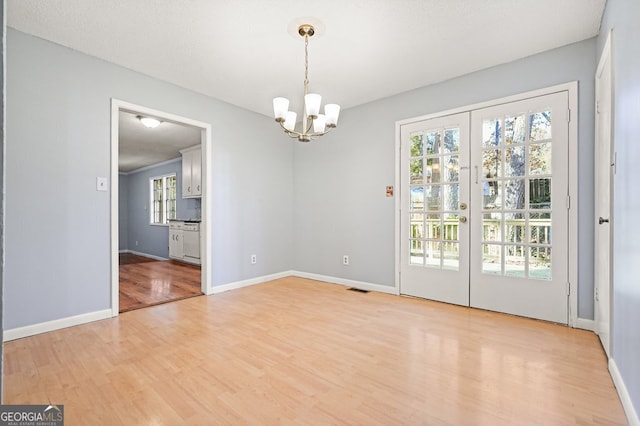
180, 145, 202, 198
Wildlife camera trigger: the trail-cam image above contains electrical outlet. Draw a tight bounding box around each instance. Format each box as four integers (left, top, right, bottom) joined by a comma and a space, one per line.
251, 254, 257, 265
343, 255, 349, 265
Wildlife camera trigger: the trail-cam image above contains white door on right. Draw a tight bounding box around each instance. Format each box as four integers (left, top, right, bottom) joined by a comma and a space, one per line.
469, 92, 569, 324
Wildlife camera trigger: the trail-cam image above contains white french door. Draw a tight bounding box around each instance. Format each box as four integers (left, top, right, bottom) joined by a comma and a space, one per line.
400, 92, 570, 324
400, 113, 470, 306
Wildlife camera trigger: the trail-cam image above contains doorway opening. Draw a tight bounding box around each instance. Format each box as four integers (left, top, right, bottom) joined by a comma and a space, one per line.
110, 100, 212, 316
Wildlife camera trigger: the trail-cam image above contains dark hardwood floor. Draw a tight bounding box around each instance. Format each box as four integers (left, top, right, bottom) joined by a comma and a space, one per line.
119, 253, 203, 312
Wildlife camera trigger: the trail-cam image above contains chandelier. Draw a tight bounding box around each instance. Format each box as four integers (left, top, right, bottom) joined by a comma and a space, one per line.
272, 24, 340, 143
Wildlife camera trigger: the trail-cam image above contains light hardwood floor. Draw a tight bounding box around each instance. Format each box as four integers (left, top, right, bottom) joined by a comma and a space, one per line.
119, 253, 202, 312
4, 277, 627, 425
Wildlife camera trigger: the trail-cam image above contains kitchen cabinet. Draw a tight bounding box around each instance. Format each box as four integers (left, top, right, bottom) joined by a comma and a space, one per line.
180, 145, 202, 198
169, 220, 201, 265
169, 221, 184, 260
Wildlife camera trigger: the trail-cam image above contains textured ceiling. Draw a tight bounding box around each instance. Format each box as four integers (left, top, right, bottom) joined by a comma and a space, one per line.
8, 0, 606, 119
9, 0, 606, 170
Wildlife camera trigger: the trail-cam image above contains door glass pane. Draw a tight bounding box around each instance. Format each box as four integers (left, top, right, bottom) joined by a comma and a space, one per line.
410, 240, 424, 265
442, 213, 458, 242
426, 214, 441, 239
425, 185, 441, 211
530, 110, 552, 141
443, 155, 459, 182
482, 244, 502, 274
425, 241, 442, 268
426, 157, 441, 183
410, 134, 423, 157
483, 213, 501, 242
482, 149, 502, 178
482, 119, 501, 147
410, 186, 424, 210
529, 246, 551, 280
443, 184, 459, 211
425, 131, 441, 154
444, 128, 460, 152
530, 213, 551, 244
505, 212, 525, 243
504, 179, 526, 210
529, 178, 551, 209
410, 213, 424, 239
529, 143, 552, 175
483, 181, 501, 210
505, 146, 525, 177
410, 159, 424, 184
505, 245, 526, 277
443, 242, 459, 271
505, 115, 526, 144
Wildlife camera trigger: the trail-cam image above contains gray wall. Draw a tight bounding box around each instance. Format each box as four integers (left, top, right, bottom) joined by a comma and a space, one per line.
121, 158, 201, 258
5, 29, 293, 329
599, 0, 640, 417
293, 38, 597, 319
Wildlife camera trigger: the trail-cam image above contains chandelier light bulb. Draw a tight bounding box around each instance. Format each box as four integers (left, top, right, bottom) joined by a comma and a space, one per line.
304, 94, 322, 118
273, 97, 289, 122
283, 111, 297, 132
324, 104, 340, 127
313, 114, 327, 133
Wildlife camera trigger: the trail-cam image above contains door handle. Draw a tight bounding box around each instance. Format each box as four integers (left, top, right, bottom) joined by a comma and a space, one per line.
599, 217, 609, 224
460, 216, 467, 224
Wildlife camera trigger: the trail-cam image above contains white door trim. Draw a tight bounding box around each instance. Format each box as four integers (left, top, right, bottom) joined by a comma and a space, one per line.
110, 99, 213, 317
395, 82, 579, 326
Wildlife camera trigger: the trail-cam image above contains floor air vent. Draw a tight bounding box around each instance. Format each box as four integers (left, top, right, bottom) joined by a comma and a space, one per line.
347, 287, 369, 293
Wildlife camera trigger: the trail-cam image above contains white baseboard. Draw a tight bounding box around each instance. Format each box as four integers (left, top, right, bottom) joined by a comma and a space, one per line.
121, 250, 168, 261
3, 309, 113, 342
208, 270, 293, 295
291, 271, 399, 295
575, 318, 595, 331
609, 358, 640, 425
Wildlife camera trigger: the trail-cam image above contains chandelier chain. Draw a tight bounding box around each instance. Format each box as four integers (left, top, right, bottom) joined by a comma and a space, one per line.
303, 35, 309, 95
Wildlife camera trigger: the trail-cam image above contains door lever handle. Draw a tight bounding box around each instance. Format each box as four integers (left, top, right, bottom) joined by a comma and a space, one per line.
599, 217, 609, 224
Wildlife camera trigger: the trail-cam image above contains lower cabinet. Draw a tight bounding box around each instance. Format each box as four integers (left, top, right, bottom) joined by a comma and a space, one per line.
169, 221, 201, 265
169, 223, 184, 260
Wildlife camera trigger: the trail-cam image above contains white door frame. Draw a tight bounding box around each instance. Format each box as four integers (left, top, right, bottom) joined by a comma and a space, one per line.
594, 30, 614, 356
395, 82, 580, 327
110, 99, 213, 317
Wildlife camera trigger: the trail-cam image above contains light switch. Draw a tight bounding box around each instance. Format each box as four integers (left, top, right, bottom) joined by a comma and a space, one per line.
97, 177, 108, 191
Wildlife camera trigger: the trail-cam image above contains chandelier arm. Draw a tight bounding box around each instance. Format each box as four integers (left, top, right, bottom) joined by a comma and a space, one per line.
277, 120, 304, 139
309, 126, 333, 139
304, 116, 314, 135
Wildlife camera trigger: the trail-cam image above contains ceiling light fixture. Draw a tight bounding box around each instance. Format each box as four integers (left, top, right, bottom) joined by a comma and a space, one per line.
137, 116, 161, 129
273, 24, 340, 143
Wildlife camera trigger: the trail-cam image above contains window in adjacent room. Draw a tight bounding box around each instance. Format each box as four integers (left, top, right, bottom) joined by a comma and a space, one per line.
150, 173, 177, 225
